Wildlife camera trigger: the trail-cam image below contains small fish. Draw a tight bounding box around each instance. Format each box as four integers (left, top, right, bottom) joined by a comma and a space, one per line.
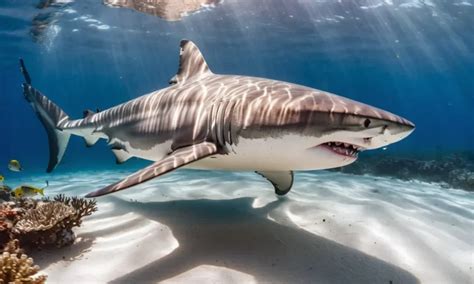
11, 185, 44, 199
8, 160, 23, 172
0, 175, 4, 183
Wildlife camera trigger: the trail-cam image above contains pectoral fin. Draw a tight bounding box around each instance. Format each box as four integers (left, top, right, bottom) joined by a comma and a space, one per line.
85, 142, 218, 197
256, 171, 294, 196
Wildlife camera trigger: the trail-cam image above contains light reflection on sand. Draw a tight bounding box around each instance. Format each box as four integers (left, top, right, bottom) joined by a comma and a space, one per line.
11, 170, 472, 283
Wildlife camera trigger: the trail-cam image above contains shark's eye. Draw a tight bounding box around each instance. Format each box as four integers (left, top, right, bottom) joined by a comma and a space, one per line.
364, 119, 371, 128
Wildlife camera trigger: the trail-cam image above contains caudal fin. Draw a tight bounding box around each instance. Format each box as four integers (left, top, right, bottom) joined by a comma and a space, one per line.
20, 59, 71, 173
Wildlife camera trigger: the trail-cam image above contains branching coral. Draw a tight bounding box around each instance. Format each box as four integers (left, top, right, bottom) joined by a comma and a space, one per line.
52, 194, 98, 227
13, 196, 98, 248
0, 193, 97, 282
1, 193, 98, 250
16, 198, 39, 211
0, 252, 47, 284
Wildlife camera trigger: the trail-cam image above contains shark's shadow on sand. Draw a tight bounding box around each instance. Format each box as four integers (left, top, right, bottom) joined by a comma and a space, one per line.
108, 196, 419, 284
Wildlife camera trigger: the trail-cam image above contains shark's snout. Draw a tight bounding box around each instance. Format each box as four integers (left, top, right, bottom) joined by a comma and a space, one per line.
361, 115, 415, 150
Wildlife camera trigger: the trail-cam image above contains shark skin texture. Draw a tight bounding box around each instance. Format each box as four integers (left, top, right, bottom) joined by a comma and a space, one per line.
19, 40, 415, 197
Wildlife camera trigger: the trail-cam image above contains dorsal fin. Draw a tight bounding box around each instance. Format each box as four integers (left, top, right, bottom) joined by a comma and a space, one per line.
83, 109, 96, 118
169, 40, 212, 85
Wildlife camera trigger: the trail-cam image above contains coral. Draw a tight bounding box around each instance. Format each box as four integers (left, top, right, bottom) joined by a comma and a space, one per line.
0, 229, 9, 249
13, 202, 76, 248
2, 239, 24, 255
12, 196, 98, 248
15, 202, 75, 233
0, 203, 20, 248
0, 204, 18, 219
0, 252, 47, 284
52, 194, 98, 227
16, 198, 39, 211
1, 193, 98, 250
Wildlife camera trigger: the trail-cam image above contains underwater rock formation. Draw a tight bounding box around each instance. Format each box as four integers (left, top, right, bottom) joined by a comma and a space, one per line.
0, 252, 47, 284
335, 153, 474, 191
104, 0, 220, 21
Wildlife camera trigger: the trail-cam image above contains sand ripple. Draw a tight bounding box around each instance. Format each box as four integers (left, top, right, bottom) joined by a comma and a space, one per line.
11, 169, 473, 283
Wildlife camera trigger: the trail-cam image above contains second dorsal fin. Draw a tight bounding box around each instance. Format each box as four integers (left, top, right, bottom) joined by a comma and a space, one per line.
169, 40, 212, 85
83, 109, 96, 118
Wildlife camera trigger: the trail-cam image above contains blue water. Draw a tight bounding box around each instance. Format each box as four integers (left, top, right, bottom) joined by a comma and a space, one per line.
1, 0, 473, 172
1, 3, 473, 282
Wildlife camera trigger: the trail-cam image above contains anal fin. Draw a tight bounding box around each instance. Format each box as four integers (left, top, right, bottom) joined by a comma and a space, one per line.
86, 142, 218, 197
256, 171, 294, 196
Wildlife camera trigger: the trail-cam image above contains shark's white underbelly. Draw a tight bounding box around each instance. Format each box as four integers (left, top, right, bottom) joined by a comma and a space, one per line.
113, 133, 355, 171
103, 133, 355, 171
187, 136, 356, 171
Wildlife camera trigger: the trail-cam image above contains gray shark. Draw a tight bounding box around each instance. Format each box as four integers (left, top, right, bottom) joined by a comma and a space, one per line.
20, 40, 414, 198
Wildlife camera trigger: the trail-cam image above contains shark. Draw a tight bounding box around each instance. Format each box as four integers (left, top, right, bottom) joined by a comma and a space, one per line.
20, 40, 415, 198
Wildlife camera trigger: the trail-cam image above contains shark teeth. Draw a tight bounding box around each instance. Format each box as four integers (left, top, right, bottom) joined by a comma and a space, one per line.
323, 142, 361, 158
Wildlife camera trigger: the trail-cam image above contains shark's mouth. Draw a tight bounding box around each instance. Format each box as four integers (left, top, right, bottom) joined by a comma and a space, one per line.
320, 142, 362, 158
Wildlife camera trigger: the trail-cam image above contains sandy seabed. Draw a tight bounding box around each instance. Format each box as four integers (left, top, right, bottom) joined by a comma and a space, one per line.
9, 169, 473, 284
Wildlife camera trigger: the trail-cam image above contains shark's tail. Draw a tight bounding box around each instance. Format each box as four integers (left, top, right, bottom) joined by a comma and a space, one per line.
20, 59, 71, 173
